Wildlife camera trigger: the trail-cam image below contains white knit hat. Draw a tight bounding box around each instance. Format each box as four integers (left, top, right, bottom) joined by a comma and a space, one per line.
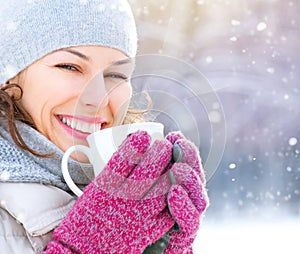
0, 0, 137, 85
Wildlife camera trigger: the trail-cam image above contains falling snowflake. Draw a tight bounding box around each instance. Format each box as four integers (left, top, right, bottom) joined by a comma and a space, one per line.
0, 199, 7, 209
231, 19, 241, 26
206, 56, 213, 63
230, 36, 238, 42
196, 0, 205, 5
288, 137, 297, 146
229, 163, 237, 169
0, 171, 10, 181
257, 22, 267, 31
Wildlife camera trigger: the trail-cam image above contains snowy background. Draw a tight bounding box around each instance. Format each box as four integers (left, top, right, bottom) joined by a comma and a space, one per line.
128, 0, 300, 253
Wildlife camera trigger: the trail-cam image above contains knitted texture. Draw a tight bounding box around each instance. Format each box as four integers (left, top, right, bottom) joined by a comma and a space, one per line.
0, 121, 93, 189
43, 130, 176, 253
164, 132, 209, 254
43, 130, 208, 253
0, 0, 137, 85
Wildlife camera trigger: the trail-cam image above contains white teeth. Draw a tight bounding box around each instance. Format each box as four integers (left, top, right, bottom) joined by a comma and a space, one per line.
81, 122, 89, 133
88, 124, 95, 133
76, 121, 83, 132
60, 116, 101, 133
70, 120, 76, 129
61, 117, 67, 124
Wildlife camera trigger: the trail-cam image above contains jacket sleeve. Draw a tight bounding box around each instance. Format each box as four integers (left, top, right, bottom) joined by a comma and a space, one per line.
0, 183, 75, 253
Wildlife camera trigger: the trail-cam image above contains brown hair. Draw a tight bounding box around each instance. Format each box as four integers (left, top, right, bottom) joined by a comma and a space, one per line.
0, 82, 49, 156
0, 82, 151, 157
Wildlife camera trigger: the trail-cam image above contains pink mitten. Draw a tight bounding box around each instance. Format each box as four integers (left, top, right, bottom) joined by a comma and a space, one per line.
43, 130, 176, 254
164, 132, 209, 254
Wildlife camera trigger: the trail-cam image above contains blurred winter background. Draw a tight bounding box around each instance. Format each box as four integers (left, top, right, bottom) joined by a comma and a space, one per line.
128, 0, 300, 253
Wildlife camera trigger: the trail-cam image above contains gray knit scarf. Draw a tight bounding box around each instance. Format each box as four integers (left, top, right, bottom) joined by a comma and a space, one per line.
0, 120, 94, 191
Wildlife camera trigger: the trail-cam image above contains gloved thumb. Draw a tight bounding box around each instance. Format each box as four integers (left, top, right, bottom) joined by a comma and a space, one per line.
167, 185, 200, 236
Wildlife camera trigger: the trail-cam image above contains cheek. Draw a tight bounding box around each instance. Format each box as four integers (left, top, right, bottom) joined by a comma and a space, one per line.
109, 84, 132, 115
18, 88, 52, 135
20, 87, 48, 116
21, 73, 82, 111
21, 84, 54, 113
19, 79, 80, 128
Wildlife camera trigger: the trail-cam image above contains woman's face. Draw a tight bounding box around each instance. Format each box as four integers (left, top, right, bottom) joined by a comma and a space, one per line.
16, 46, 133, 161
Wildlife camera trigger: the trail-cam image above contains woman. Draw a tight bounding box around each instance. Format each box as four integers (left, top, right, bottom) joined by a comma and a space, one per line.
0, 0, 208, 253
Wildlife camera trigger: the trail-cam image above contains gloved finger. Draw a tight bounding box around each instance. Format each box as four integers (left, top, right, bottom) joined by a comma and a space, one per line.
129, 139, 173, 180
105, 130, 151, 177
174, 138, 206, 184
124, 139, 173, 200
94, 130, 151, 194
170, 163, 209, 214
147, 207, 175, 243
163, 230, 194, 254
167, 185, 200, 236
165, 131, 185, 144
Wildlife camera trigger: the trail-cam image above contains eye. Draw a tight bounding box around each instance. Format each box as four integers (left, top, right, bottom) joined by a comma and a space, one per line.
55, 64, 80, 72
104, 73, 129, 81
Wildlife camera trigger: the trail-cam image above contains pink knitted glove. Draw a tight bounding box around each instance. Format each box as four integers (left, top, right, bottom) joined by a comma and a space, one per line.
43, 130, 176, 254
164, 132, 209, 254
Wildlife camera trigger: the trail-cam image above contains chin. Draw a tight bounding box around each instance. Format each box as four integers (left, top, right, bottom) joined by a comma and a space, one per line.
70, 152, 90, 163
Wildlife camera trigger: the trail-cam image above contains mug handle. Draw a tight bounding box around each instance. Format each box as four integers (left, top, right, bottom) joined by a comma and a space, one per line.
61, 145, 91, 197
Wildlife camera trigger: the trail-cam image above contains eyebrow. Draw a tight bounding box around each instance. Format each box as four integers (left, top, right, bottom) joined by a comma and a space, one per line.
58, 48, 132, 66
61, 48, 90, 61
110, 58, 132, 66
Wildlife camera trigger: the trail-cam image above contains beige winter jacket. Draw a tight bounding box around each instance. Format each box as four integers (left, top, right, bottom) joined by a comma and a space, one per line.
0, 182, 75, 253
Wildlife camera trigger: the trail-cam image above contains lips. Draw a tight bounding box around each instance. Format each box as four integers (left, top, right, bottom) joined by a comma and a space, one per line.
56, 114, 106, 138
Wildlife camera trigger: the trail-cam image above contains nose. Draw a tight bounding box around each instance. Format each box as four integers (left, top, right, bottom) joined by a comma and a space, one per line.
79, 72, 109, 109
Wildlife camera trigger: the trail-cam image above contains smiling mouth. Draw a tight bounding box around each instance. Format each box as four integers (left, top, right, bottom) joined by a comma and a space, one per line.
57, 115, 104, 134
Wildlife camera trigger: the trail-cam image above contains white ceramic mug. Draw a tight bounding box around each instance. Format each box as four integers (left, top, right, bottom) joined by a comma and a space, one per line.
61, 122, 164, 196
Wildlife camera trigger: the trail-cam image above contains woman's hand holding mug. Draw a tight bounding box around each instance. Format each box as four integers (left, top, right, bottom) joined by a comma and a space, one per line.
45, 128, 178, 253
43, 123, 208, 253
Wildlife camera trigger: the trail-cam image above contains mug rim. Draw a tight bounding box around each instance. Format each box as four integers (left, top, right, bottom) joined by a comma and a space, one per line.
86, 121, 164, 140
